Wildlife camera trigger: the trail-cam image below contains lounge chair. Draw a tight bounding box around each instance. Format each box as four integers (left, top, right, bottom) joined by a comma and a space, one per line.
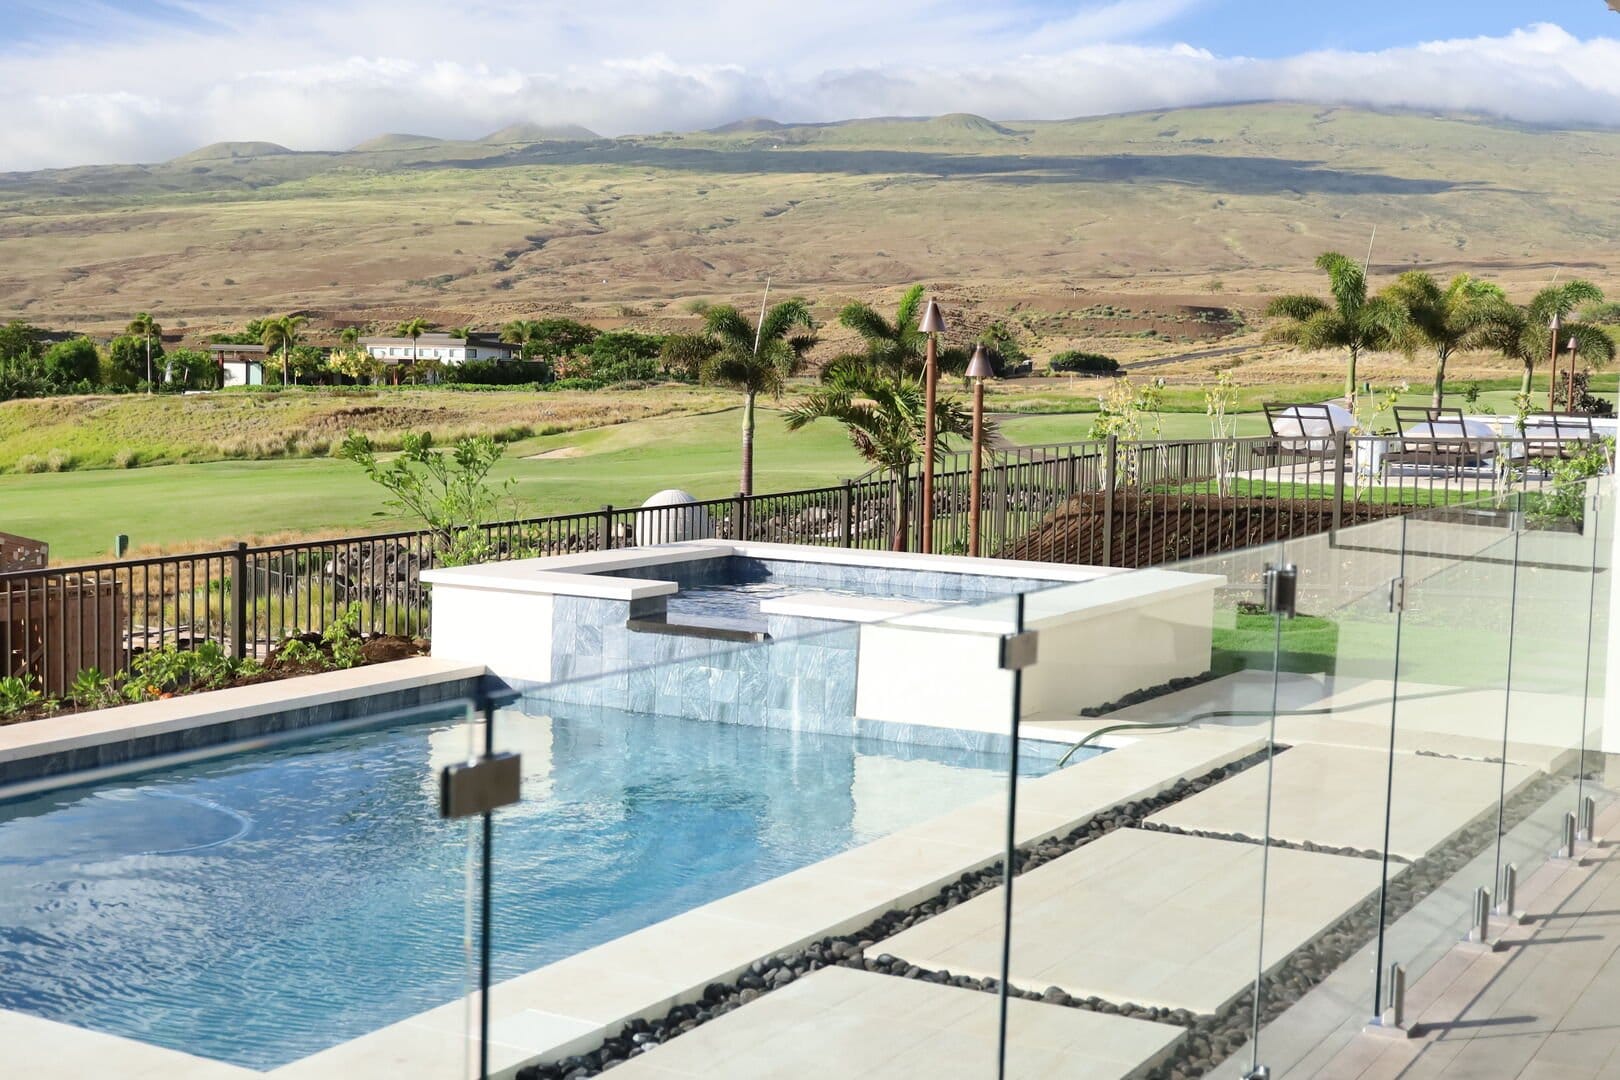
1385, 406, 1495, 476
1257, 402, 1350, 463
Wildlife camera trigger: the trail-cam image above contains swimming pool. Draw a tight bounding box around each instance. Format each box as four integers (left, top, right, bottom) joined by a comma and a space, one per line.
0, 703, 1076, 1069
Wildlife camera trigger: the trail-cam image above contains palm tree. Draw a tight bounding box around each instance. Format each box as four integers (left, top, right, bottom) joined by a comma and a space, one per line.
1476, 282, 1614, 399
395, 317, 433, 379
1382, 271, 1506, 407
1266, 252, 1407, 412
126, 312, 161, 392
499, 319, 537, 346
698, 299, 816, 495
830, 284, 967, 380
339, 326, 361, 349
786, 365, 973, 550
259, 314, 308, 384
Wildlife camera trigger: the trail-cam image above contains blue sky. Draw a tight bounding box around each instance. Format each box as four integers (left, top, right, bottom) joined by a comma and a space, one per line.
2, 1, 1618, 170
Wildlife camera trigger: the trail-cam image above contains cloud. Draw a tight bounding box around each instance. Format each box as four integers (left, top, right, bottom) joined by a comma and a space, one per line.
1, 4, 1618, 171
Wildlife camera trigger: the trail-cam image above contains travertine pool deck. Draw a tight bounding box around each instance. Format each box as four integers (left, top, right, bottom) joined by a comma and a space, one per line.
606, 966, 1186, 1079
876, 828, 1391, 1015
1147, 743, 1538, 859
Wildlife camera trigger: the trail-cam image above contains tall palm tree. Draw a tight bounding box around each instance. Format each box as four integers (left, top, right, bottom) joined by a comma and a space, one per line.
395, 317, 433, 379
785, 365, 973, 550
339, 326, 361, 349
1266, 252, 1407, 412
699, 298, 816, 495
830, 284, 967, 380
1381, 271, 1506, 407
259, 313, 307, 384
126, 312, 161, 392
1476, 282, 1614, 399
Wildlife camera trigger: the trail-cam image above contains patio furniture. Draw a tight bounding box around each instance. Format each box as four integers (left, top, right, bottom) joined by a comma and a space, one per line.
1519, 413, 1599, 466
1258, 402, 1352, 464
1385, 406, 1496, 476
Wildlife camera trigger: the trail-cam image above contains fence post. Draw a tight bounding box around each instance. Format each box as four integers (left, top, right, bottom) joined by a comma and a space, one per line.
1332, 431, 1348, 539
1102, 435, 1117, 567
840, 480, 854, 548
599, 504, 614, 551
230, 541, 248, 661
734, 491, 748, 542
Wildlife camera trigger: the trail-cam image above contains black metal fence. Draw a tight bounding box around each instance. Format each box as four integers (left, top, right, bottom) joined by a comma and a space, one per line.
1, 433, 1585, 692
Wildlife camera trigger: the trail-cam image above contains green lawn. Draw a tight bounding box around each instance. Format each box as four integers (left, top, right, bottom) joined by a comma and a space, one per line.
6, 384, 1608, 562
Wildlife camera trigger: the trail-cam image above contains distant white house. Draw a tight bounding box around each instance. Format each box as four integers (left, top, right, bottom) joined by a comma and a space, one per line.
205, 343, 267, 387
359, 332, 518, 367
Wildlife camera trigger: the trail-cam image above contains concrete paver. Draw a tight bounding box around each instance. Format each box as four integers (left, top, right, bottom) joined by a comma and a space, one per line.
609, 966, 1186, 1079
876, 828, 1389, 1014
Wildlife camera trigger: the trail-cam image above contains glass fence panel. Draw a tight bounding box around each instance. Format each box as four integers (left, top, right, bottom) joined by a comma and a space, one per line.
474, 572, 1055, 1078
0, 697, 486, 1078
1381, 492, 1520, 995
1580, 477, 1614, 833
1492, 478, 1603, 916
1232, 514, 1407, 1063
981, 541, 1289, 1079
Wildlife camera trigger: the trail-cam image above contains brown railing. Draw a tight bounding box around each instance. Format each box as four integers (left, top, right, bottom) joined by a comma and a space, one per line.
2, 433, 1589, 692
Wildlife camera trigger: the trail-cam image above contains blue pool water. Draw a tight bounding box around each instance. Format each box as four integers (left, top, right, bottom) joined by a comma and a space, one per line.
0, 705, 1076, 1069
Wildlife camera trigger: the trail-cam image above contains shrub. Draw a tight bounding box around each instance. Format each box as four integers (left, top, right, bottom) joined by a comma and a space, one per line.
452, 360, 552, 385
14, 454, 46, 473
322, 603, 366, 669
69, 668, 122, 709
40, 336, 100, 385
114, 448, 139, 468
45, 448, 72, 472
522, 318, 600, 362
976, 322, 1029, 375
1049, 350, 1120, 374
107, 333, 164, 385
0, 674, 44, 716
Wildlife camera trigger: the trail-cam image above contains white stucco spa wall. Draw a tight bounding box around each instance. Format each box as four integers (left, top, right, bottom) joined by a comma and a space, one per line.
1020, 588, 1215, 715
429, 586, 555, 684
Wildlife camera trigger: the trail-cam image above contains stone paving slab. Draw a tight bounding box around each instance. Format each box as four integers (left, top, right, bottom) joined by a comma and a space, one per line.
607, 965, 1186, 1079
1146, 743, 1538, 860
876, 828, 1390, 1015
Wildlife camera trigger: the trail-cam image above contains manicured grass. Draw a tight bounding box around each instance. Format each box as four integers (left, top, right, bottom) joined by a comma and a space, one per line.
2, 409, 869, 560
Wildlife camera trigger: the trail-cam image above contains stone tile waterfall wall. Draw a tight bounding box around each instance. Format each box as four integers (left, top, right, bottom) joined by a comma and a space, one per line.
546, 599, 860, 732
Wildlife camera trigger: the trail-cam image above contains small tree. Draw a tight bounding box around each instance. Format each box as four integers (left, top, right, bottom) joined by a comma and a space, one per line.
338, 432, 515, 567
1381, 271, 1505, 407
701, 299, 816, 495
1476, 282, 1613, 396
830, 284, 967, 380
1266, 252, 1406, 413
395, 317, 433, 375
785, 365, 971, 550
108, 334, 164, 386
1205, 370, 1240, 494
260, 314, 308, 384
976, 321, 1029, 377
126, 312, 161, 392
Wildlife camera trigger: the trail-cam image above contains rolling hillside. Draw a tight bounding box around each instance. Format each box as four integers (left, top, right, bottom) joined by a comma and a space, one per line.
0, 103, 1615, 337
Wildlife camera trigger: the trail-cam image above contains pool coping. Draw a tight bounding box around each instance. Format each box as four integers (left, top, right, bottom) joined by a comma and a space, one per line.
0, 657, 488, 785
420, 538, 1119, 601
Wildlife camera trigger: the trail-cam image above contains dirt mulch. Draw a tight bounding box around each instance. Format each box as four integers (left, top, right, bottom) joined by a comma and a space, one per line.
999, 491, 1401, 568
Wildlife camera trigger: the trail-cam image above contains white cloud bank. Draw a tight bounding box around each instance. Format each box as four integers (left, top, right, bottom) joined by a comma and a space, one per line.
1, 1, 1618, 171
